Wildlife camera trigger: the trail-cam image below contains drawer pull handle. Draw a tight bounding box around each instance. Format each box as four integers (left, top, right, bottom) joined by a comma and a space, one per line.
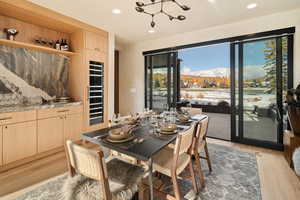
0, 117, 12, 121
57, 110, 69, 113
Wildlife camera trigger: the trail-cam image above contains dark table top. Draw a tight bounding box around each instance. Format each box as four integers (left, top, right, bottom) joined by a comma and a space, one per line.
81, 114, 207, 161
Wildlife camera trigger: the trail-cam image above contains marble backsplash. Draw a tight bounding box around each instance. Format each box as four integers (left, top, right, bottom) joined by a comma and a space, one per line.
0, 45, 69, 106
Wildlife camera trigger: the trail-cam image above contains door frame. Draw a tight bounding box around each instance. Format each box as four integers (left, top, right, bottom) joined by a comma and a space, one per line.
143, 27, 295, 150
230, 35, 294, 150
114, 50, 119, 114
144, 52, 179, 110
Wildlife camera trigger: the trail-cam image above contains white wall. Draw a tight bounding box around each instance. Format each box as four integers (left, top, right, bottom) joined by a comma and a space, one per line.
119, 8, 300, 115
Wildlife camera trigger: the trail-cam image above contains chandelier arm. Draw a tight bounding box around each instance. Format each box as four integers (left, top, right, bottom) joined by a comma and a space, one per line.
161, 10, 176, 18
139, 11, 154, 17
173, 0, 183, 8
142, 1, 162, 7
142, 0, 173, 7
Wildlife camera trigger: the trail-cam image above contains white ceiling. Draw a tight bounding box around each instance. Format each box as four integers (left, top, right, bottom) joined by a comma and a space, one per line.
28, 0, 300, 44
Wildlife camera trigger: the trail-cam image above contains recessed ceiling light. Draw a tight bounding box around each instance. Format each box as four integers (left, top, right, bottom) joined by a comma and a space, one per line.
247, 3, 257, 9
208, 0, 215, 3
148, 29, 155, 34
112, 9, 121, 14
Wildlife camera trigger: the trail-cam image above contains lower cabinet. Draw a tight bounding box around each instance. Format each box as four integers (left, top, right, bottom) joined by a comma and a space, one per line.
37, 113, 83, 153
3, 121, 37, 164
64, 113, 82, 141
37, 117, 64, 153
0, 126, 2, 166
0, 107, 83, 167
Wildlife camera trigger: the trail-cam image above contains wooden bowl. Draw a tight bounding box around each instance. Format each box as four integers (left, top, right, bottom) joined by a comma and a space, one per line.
160, 124, 177, 132
108, 128, 131, 140
178, 115, 189, 122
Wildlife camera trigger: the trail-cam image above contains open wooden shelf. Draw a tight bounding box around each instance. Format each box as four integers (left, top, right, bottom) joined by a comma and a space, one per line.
0, 38, 77, 56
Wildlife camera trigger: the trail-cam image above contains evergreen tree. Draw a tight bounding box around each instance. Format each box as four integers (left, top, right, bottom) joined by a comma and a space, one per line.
263, 38, 288, 93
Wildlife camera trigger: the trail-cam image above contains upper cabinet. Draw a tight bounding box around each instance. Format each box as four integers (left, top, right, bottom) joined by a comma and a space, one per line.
69, 30, 108, 132
84, 31, 108, 53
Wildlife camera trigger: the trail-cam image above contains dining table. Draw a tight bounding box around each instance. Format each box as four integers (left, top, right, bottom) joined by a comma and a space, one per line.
81, 114, 207, 200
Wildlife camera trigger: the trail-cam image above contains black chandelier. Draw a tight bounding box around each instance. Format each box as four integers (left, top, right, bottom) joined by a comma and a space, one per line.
135, 0, 191, 28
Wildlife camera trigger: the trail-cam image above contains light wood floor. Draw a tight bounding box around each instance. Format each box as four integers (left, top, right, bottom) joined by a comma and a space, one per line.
1, 139, 300, 200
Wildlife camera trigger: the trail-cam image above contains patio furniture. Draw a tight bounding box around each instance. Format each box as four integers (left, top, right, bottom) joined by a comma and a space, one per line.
152, 123, 198, 200
192, 103, 231, 114
64, 140, 145, 200
181, 107, 202, 115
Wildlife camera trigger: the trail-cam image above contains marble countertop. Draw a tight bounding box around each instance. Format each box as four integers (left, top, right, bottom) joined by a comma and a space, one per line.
0, 101, 83, 114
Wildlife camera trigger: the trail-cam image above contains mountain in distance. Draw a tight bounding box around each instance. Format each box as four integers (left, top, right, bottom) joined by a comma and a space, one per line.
181, 65, 266, 80
181, 67, 229, 77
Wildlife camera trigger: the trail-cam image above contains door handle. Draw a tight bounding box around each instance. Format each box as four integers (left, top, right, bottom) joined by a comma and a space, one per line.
87, 86, 90, 100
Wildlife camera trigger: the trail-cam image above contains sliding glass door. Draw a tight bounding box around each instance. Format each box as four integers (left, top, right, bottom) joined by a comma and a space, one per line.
145, 52, 179, 111
144, 28, 294, 149
231, 35, 293, 148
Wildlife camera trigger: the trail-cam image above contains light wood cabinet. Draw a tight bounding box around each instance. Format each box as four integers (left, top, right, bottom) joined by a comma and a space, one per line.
37, 110, 83, 153
37, 117, 64, 153
84, 50, 108, 132
37, 105, 83, 119
85, 31, 107, 53
0, 126, 2, 166
64, 113, 82, 141
3, 121, 37, 164
0, 110, 36, 125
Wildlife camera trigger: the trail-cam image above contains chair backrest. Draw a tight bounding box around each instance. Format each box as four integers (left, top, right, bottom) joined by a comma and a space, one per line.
65, 140, 111, 199
174, 123, 196, 156
195, 117, 209, 148
66, 140, 107, 180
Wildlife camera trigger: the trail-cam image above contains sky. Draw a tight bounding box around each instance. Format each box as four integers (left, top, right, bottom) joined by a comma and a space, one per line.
178, 41, 267, 74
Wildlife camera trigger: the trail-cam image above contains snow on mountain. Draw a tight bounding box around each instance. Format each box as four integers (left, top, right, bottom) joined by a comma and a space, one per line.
181, 65, 266, 79
181, 67, 230, 77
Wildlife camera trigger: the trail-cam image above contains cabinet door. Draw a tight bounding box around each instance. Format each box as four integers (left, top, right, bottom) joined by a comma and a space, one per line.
0, 126, 2, 166
85, 31, 107, 53
64, 113, 82, 141
3, 121, 37, 164
37, 117, 64, 153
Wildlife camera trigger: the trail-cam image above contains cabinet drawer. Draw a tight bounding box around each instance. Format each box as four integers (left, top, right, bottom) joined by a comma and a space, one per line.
37, 105, 83, 119
85, 31, 108, 53
0, 110, 36, 125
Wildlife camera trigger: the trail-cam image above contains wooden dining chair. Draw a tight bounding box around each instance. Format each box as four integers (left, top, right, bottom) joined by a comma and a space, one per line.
192, 116, 212, 188
64, 140, 145, 200
152, 123, 198, 200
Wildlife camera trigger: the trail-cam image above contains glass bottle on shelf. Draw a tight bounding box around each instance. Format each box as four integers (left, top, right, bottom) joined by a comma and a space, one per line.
55, 40, 60, 50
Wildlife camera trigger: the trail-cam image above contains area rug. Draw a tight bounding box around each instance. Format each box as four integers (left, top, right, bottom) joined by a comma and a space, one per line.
12, 143, 261, 200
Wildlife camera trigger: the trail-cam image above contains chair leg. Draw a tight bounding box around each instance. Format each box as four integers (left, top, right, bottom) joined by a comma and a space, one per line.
204, 143, 212, 172
171, 172, 181, 200
195, 153, 205, 188
139, 183, 148, 200
188, 161, 198, 194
